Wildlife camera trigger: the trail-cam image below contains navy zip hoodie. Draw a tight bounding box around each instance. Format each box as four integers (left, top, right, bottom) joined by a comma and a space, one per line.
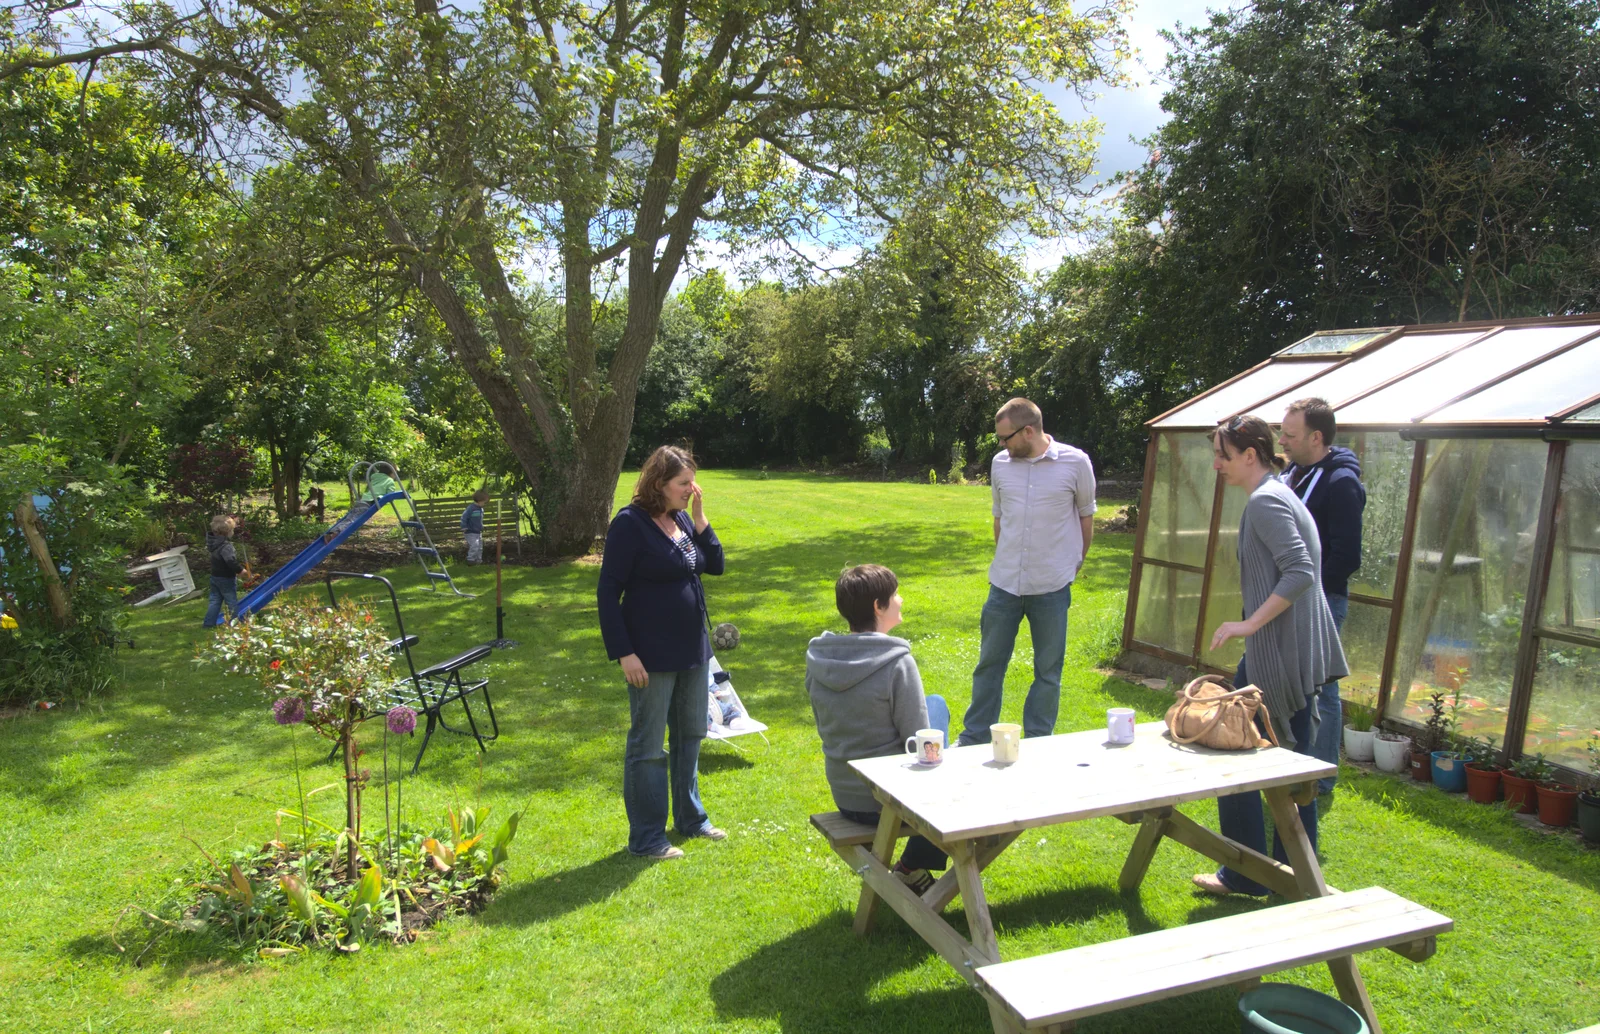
1282, 446, 1365, 598
206, 532, 243, 579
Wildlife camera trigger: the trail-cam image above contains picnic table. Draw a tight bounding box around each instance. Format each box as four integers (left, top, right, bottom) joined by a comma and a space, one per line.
813, 721, 1450, 1033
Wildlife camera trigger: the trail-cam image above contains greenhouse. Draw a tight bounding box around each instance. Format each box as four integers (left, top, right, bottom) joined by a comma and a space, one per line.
1121, 314, 1600, 779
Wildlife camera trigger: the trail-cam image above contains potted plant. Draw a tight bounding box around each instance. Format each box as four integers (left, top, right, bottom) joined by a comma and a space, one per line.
1464, 735, 1503, 804
1431, 740, 1474, 792
1410, 692, 1449, 782
1374, 727, 1411, 773
1579, 738, 1600, 845
1536, 768, 1580, 829
1501, 753, 1547, 814
1342, 703, 1376, 763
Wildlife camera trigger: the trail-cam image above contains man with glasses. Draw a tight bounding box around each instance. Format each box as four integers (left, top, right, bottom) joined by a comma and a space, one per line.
957, 397, 1097, 745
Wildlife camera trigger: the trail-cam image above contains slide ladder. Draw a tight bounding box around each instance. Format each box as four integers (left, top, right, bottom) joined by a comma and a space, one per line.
349, 461, 476, 601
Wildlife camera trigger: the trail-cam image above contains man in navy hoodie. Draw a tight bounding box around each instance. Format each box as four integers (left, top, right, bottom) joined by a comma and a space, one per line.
1279, 397, 1366, 807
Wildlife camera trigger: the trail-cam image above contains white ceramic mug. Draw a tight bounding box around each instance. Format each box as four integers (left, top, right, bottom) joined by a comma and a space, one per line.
1107, 707, 1137, 744
906, 728, 945, 765
990, 723, 1021, 763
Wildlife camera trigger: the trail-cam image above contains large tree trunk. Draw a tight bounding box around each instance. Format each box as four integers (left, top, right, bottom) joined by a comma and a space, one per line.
15, 496, 73, 630
285, 452, 303, 519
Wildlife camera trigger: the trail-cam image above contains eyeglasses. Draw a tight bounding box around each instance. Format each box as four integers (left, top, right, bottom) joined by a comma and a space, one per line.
997, 425, 1031, 445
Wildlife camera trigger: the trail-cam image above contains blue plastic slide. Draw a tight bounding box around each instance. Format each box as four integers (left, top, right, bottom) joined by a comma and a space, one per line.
232, 490, 407, 620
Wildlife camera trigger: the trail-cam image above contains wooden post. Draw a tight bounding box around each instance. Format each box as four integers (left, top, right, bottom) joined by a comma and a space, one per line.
14, 496, 72, 630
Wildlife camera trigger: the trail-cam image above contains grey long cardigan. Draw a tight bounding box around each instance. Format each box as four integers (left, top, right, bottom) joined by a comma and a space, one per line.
1238, 475, 1348, 748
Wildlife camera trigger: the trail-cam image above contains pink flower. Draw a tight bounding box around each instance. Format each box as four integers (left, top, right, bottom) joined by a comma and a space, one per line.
272, 696, 305, 726
386, 705, 418, 736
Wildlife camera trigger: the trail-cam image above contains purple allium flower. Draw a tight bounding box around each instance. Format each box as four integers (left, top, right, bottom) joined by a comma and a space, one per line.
273, 696, 306, 726
386, 705, 418, 736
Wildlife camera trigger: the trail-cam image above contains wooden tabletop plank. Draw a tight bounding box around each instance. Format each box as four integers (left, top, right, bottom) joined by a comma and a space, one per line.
849, 722, 1335, 841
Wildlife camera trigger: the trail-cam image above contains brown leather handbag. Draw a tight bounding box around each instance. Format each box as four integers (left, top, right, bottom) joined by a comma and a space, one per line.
1164, 674, 1279, 750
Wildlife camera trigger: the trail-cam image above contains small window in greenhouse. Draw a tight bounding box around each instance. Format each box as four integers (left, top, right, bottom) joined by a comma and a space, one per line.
1274, 330, 1394, 356
1142, 432, 1218, 569
1541, 441, 1600, 639
1198, 486, 1248, 670
1335, 324, 1600, 425
1386, 438, 1548, 745
1151, 361, 1338, 428
1248, 330, 1485, 419
1133, 563, 1204, 658
1345, 432, 1413, 599
1339, 600, 1392, 715
1560, 399, 1600, 423
1525, 642, 1600, 771
1425, 335, 1600, 423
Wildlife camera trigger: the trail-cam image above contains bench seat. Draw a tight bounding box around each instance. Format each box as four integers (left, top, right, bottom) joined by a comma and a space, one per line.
810, 811, 914, 847
976, 886, 1450, 1031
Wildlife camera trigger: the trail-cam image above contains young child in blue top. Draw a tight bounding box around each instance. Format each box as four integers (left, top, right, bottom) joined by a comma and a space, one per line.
461, 489, 488, 564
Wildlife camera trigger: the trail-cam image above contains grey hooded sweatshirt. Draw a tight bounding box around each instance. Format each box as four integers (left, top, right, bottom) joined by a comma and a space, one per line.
806, 631, 930, 814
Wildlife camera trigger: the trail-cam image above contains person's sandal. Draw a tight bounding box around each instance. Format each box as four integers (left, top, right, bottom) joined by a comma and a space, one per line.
894, 863, 936, 896
1191, 872, 1234, 896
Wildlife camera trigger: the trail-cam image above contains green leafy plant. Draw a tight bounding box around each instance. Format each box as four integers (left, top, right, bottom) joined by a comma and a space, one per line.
1470, 734, 1501, 771
1508, 753, 1551, 782
1345, 703, 1375, 733
1416, 691, 1452, 755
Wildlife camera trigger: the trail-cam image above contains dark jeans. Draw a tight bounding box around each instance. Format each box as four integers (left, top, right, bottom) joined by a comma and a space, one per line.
842, 695, 950, 872
1215, 692, 1319, 896
960, 582, 1071, 744
624, 663, 712, 855
202, 576, 238, 627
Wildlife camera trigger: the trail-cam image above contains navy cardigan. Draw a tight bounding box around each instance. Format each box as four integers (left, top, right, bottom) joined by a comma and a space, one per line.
597, 503, 725, 673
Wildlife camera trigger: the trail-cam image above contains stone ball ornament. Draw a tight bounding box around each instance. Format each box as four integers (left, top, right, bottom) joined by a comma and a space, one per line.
712, 622, 741, 651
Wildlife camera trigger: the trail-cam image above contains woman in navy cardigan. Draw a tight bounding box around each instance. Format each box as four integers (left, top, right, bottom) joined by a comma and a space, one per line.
597, 446, 727, 859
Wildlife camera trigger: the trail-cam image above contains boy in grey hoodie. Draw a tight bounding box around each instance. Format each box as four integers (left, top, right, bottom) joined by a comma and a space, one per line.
806, 564, 949, 893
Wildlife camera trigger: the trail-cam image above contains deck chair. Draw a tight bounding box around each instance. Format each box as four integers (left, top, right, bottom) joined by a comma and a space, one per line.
323, 571, 499, 773
704, 656, 767, 750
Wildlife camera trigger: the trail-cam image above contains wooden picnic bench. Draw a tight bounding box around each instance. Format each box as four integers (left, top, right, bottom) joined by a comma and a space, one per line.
814, 721, 1452, 1034
408, 493, 522, 556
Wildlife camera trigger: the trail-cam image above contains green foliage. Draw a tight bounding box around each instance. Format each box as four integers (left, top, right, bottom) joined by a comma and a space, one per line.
1509, 753, 1551, 782
1346, 705, 1375, 734
142, 804, 520, 955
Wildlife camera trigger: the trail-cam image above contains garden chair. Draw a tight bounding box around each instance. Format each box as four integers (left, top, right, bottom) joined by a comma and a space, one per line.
322, 571, 499, 773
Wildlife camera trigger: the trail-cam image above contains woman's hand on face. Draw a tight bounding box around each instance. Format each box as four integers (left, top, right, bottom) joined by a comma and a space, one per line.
1210, 620, 1254, 652
620, 653, 649, 688
689, 481, 706, 530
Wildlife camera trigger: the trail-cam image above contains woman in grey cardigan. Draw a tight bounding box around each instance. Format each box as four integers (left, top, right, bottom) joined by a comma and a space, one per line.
1193, 416, 1347, 897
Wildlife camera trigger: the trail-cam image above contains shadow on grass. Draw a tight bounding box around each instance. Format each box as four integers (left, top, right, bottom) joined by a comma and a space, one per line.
711, 885, 1252, 1034
477, 850, 645, 927
698, 749, 758, 773
1342, 769, 1600, 894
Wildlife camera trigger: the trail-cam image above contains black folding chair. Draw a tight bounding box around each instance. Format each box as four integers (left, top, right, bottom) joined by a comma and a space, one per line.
323, 571, 499, 774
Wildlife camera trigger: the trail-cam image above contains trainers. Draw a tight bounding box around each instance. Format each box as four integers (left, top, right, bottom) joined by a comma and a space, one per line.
693, 825, 728, 841
894, 863, 935, 896
644, 845, 685, 860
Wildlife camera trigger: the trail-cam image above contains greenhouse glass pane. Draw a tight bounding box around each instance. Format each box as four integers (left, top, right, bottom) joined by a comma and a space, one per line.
1244, 332, 1482, 421
1337, 324, 1600, 425
1345, 432, 1413, 599
1152, 361, 1337, 428
1386, 438, 1548, 747
1525, 641, 1600, 771
1339, 600, 1391, 714
1133, 562, 1203, 659
1142, 432, 1217, 568
1199, 485, 1249, 670
1276, 331, 1391, 356
1542, 442, 1600, 637
1425, 336, 1600, 423
1563, 400, 1600, 422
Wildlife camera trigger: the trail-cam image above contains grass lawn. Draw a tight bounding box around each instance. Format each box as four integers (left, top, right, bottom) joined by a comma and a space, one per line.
2, 471, 1597, 1034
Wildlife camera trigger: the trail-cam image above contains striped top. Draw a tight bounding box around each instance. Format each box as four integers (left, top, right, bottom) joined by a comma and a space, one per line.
1237, 475, 1349, 748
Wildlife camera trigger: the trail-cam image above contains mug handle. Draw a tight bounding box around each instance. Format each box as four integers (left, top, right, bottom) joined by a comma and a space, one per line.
906, 736, 918, 755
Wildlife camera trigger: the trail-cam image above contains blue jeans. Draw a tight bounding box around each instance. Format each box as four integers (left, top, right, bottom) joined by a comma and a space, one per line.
1216, 688, 1319, 896
624, 663, 712, 855
203, 577, 238, 627
842, 695, 950, 872
960, 583, 1071, 744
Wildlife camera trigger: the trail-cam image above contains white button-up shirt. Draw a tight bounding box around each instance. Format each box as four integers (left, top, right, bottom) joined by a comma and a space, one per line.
989, 435, 1097, 596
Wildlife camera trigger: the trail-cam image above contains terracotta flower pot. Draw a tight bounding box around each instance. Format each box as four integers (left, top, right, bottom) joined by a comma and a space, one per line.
1536, 782, 1579, 828
1464, 763, 1502, 804
1579, 792, 1600, 844
1409, 749, 1434, 782
1500, 771, 1540, 814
